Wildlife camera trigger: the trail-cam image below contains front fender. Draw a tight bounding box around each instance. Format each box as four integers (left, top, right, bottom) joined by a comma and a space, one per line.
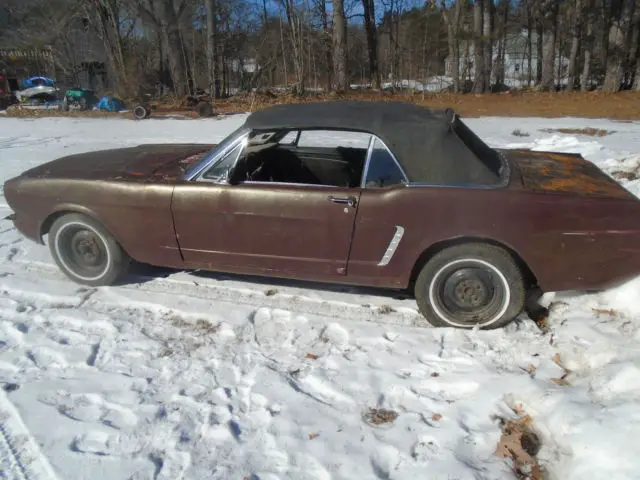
39, 203, 117, 244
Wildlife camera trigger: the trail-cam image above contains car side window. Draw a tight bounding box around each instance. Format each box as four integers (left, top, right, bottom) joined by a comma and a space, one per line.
201, 142, 244, 182
364, 138, 407, 188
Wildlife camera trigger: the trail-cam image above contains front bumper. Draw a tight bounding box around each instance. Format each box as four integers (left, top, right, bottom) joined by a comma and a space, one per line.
2, 211, 42, 244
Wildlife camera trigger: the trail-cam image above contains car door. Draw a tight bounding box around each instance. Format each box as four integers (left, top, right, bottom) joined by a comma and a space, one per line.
346, 136, 411, 282
171, 134, 362, 278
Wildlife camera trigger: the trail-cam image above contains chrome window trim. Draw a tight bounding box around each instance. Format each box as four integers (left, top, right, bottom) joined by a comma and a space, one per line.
242, 181, 344, 189
192, 133, 250, 184
185, 129, 250, 181
360, 135, 409, 188
188, 129, 411, 190
406, 182, 505, 189
360, 135, 376, 188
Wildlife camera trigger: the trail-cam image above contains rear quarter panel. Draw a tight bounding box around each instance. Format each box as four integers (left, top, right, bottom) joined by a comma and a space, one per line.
348, 184, 640, 292
5, 177, 182, 268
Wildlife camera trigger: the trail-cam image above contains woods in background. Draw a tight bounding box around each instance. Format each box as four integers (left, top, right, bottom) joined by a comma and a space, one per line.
1, 0, 640, 100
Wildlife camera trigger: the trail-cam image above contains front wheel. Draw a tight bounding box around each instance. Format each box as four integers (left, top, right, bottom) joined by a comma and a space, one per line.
414, 243, 526, 329
48, 213, 130, 287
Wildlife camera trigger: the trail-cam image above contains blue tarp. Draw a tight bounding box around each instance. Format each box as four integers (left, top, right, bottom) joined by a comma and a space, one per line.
95, 95, 126, 112
19, 76, 55, 88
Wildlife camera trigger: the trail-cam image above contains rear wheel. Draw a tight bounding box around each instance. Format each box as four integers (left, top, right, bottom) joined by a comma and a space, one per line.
414, 243, 525, 329
133, 104, 149, 120
48, 213, 130, 286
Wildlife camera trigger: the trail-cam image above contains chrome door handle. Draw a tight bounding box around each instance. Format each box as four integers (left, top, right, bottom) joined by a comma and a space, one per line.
328, 195, 357, 207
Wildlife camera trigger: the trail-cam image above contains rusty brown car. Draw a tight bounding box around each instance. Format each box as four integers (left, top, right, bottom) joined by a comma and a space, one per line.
4, 101, 640, 329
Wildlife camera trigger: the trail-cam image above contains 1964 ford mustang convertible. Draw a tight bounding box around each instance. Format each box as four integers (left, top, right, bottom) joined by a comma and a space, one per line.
4, 101, 640, 329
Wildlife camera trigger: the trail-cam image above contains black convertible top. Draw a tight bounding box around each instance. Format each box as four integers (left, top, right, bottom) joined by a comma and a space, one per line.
243, 100, 504, 185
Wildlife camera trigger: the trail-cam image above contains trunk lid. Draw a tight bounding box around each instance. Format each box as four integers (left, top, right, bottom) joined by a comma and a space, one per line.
23, 144, 214, 182
502, 148, 636, 200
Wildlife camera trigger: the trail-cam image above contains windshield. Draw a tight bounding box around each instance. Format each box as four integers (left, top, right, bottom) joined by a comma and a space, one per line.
183, 126, 249, 180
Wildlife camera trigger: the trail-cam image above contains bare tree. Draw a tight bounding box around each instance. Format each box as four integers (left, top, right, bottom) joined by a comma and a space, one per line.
314, 0, 333, 91
602, 0, 634, 92
332, 0, 348, 91
135, 0, 189, 97
581, 0, 594, 91
473, 0, 485, 92
633, 8, 640, 90
566, 0, 583, 91
362, 0, 380, 89
205, 0, 217, 101
524, 0, 534, 86
483, 0, 493, 88
279, 0, 306, 94
493, 0, 509, 86
442, 0, 464, 92
540, 0, 558, 90
89, 0, 130, 94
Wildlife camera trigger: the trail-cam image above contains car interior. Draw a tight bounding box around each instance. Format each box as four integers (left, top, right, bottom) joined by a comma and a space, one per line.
229, 129, 369, 188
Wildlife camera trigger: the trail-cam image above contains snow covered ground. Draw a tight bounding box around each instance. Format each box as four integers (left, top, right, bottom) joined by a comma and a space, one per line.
0, 114, 640, 480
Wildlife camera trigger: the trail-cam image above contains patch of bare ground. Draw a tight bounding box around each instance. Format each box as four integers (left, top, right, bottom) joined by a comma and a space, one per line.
592, 307, 619, 317
611, 170, 639, 181
541, 127, 615, 136
213, 90, 640, 120
363, 408, 399, 426
5, 91, 640, 120
377, 305, 395, 314
495, 411, 544, 480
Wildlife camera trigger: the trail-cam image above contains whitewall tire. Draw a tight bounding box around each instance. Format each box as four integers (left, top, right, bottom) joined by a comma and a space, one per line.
414, 243, 526, 329
48, 213, 130, 287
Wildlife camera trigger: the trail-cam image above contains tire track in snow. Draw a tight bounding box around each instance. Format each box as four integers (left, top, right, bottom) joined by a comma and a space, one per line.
0, 390, 60, 480
0, 261, 427, 328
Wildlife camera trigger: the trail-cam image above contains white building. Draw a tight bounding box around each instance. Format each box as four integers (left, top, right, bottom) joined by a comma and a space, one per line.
445, 30, 569, 88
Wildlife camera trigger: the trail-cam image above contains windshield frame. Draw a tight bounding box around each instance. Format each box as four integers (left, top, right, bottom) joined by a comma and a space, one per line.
183, 126, 250, 181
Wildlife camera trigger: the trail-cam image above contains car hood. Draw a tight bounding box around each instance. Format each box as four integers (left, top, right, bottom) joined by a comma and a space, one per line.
22, 144, 215, 182
501, 148, 636, 200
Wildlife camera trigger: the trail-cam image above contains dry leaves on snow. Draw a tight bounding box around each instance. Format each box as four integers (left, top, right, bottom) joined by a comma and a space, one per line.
363, 408, 398, 426
495, 414, 543, 480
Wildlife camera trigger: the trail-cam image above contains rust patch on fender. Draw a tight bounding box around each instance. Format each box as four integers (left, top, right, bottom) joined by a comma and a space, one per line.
506, 149, 633, 199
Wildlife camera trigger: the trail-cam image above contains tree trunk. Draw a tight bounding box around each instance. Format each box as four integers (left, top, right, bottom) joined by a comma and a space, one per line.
483, 0, 493, 89
362, 0, 380, 89
473, 0, 485, 93
332, 0, 348, 92
526, 4, 533, 86
602, 0, 633, 92
581, 0, 594, 91
319, 0, 333, 92
205, 0, 217, 101
540, 0, 558, 91
163, 20, 187, 97
634, 10, 640, 90
281, 0, 305, 94
634, 50, 640, 90
92, 0, 129, 95
536, 21, 543, 83
442, 0, 463, 93
497, 0, 508, 86
178, 25, 192, 95
626, 2, 640, 87
136, 0, 188, 97
566, 0, 582, 92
